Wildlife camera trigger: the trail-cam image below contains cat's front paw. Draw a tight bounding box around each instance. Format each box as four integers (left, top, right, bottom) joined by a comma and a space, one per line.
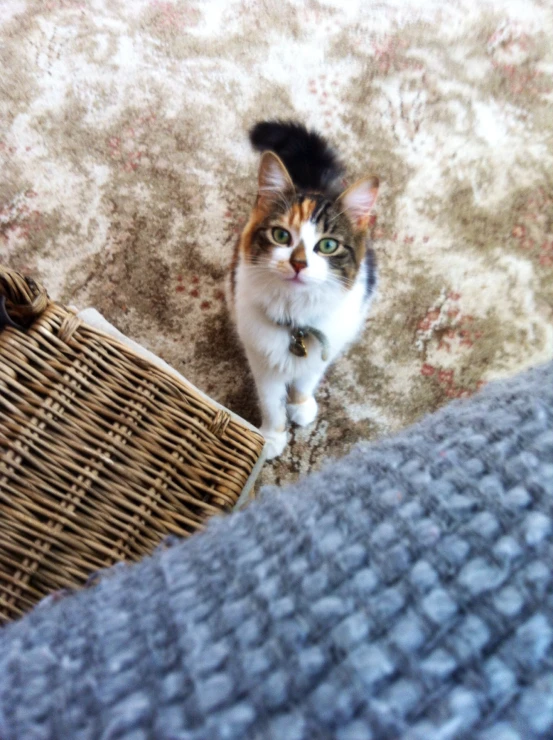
288, 396, 318, 427
261, 428, 288, 460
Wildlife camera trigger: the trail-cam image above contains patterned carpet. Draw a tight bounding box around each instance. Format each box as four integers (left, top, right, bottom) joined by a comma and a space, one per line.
2, 0, 553, 490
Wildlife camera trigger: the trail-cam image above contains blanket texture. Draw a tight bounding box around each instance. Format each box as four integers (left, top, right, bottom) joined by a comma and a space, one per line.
1, 360, 552, 739
2, 0, 553, 488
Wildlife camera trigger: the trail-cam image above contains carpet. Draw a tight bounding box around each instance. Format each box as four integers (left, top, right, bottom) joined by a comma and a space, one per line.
1, 0, 553, 489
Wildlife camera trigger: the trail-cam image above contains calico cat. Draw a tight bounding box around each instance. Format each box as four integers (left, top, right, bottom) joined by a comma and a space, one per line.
230, 121, 378, 459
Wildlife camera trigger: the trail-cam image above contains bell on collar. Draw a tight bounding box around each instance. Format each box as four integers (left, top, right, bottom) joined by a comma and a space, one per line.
289, 328, 308, 358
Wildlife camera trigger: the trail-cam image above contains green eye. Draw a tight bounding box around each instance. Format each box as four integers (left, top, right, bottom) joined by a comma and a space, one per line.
272, 227, 291, 245
316, 238, 339, 255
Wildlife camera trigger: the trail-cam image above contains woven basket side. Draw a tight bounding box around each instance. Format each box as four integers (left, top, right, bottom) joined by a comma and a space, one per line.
0, 266, 264, 622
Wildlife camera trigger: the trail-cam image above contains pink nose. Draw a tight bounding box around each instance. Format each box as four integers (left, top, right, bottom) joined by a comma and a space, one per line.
291, 260, 306, 274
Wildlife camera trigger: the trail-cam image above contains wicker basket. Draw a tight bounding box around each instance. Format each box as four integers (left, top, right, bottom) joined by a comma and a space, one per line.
0, 266, 264, 622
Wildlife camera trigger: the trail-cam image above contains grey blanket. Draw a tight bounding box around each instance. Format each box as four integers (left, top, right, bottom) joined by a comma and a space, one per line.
1, 361, 552, 739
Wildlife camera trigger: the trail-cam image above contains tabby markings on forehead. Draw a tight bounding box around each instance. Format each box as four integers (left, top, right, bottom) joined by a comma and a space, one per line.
269, 199, 342, 240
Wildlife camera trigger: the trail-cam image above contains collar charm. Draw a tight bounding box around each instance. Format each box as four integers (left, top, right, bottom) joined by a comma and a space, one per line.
289, 328, 308, 358
273, 315, 329, 361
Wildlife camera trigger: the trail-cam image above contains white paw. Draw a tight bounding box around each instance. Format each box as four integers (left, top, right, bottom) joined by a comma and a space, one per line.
261, 428, 288, 460
288, 396, 318, 427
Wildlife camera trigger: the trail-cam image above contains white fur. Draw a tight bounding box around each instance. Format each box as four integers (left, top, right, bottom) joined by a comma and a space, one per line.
288, 395, 318, 426
233, 222, 372, 459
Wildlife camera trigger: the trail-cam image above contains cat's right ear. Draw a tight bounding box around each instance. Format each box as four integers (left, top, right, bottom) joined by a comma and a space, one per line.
257, 152, 294, 211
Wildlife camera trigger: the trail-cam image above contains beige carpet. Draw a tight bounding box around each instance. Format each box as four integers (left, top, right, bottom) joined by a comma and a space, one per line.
2, 0, 553, 490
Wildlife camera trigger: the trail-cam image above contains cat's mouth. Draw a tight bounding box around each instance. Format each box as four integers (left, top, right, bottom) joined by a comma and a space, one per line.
274, 262, 310, 285
285, 274, 307, 285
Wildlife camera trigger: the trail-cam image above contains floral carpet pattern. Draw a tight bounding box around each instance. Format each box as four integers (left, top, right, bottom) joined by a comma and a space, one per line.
1, 0, 553, 489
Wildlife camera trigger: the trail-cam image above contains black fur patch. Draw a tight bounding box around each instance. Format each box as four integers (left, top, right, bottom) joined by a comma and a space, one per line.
249, 120, 345, 197
364, 247, 377, 299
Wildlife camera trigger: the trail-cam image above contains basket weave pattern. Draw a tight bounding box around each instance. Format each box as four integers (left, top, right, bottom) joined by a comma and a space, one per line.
0, 267, 264, 622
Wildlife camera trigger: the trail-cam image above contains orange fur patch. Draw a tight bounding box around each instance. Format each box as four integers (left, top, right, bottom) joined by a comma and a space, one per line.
239, 212, 261, 259
287, 198, 316, 231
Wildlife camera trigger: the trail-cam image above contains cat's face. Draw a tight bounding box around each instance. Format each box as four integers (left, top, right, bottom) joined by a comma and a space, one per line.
239, 152, 378, 294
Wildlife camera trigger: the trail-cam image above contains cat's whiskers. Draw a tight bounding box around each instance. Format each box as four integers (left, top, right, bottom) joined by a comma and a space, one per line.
326, 272, 356, 290
327, 205, 349, 226
245, 259, 354, 293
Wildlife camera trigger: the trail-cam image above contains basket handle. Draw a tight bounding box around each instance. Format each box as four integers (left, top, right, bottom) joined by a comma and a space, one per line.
0, 266, 49, 328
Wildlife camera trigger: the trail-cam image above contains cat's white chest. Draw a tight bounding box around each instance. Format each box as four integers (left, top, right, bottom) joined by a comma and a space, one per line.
315, 277, 368, 359
234, 262, 368, 377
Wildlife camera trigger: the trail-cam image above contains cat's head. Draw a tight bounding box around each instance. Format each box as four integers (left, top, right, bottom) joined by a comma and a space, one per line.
240, 151, 378, 294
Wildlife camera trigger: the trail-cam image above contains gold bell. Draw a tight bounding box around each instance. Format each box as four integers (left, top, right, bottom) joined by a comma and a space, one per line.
289, 329, 308, 358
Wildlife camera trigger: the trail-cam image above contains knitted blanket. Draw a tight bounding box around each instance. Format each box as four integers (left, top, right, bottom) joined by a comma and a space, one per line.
1, 361, 552, 739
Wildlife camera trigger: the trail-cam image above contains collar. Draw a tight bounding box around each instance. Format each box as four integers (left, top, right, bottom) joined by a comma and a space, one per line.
273, 317, 330, 361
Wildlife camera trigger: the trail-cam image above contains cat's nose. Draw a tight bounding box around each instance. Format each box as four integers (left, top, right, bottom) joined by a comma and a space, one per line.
290, 243, 307, 274
290, 259, 307, 274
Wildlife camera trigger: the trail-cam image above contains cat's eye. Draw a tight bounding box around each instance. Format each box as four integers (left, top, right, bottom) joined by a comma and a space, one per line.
271, 227, 291, 245
316, 238, 339, 255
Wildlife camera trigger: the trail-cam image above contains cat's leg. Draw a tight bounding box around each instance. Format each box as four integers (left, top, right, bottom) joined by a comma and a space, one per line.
248, 352, 288, 459
287, 366, 326, 427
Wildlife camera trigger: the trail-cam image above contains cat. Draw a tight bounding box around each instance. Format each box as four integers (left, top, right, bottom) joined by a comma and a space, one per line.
230, 121, 378, 459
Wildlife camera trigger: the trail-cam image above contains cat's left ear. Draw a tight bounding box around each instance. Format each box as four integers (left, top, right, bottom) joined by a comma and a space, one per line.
257, 151, 295, 210
338, 176, 379, 231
